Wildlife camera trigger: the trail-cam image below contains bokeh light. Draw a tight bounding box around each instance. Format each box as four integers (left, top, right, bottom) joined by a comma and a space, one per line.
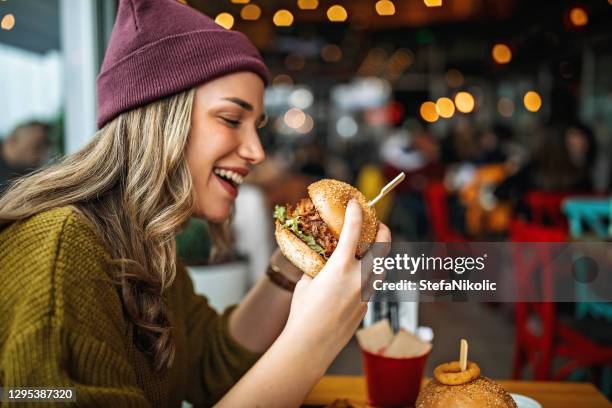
445, 69, 464, 88
497, 97, 514, 118
436, 97, 455, 118
289, 88, 314, 110
423, 0, 442, 7
492, 43, 512, 64
241, 4, 261, 21
274, 9, 294, 27
337, 116, 359, 138
420, 101, 439, 122
1, 13, 15, 31
215, 13, 234, 30
454, 92, 475, 113
523, 91, 542, 112
272, 74, 294, 86
284, 108, 306, 129
389, 48, 414, 70
569, 7, 588, 27
231, 0, 250, 3
321, 44, 343, 62
296, 114, 314, 134
327, 5, 348, 22
375, 0, 396, 16
298, 0, 319, 10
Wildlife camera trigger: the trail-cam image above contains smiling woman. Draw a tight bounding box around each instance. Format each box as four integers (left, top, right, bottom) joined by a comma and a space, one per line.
0, 0, 389, 406
186, 73, 266, 222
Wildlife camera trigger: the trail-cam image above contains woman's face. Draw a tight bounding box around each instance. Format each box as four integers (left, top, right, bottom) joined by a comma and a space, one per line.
186, 71, 267, 222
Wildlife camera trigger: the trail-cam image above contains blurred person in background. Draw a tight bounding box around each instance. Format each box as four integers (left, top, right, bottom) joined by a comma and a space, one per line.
0, 120, 50, 195
0, 1, 390, 406
495, 121, 598, 218
475, 124, 526, 167
564, 122, 598, 187
381, 121, 442, 239
452, 125, 524, 237
441, 119, 480, 165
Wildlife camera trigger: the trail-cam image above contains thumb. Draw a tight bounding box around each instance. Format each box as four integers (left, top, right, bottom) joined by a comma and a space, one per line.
330, 199, 363, 260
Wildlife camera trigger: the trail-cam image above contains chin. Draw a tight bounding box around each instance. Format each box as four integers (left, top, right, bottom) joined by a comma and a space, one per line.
197, 203, 232, 223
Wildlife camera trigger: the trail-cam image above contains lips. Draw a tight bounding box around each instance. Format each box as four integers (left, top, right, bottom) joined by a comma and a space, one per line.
213, 167, 245, 186
212, 167, 249, 199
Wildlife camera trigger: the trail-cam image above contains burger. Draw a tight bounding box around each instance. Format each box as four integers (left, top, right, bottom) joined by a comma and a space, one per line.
273, 179, 379, 277
416, 360, 517, 408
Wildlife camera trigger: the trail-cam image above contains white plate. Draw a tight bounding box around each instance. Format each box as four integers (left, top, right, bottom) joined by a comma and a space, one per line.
511, 393, 542, 408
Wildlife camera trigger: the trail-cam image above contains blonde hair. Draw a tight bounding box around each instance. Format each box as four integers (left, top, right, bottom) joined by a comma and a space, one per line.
0, 88, 226, 371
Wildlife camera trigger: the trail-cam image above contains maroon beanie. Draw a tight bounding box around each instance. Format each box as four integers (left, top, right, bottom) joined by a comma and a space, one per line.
96, 0, 270, 129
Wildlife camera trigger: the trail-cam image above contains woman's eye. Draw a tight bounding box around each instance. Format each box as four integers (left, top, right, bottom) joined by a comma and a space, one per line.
220, 117, 241, 128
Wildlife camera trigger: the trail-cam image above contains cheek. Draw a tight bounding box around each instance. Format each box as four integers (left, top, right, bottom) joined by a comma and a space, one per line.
187, 128, 234, 174
186, 128, 239, 220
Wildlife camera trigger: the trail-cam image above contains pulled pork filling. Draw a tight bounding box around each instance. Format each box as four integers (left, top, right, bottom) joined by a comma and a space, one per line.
274, 198, 339, 259
292, 198, 338, 258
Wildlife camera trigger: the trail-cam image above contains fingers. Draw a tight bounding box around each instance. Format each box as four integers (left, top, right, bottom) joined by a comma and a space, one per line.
375, 222, 392, 243
375, 222, 392, 258
331, 199, 363, 260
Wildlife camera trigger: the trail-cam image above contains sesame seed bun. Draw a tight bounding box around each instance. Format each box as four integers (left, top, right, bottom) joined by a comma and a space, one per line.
308, 179, 378, 257
416, 362, 517, 408
416, 377, 517, 408
275, 221, 326, 277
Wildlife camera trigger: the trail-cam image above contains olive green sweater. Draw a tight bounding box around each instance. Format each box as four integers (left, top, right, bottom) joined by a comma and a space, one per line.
0, 206, 260, 407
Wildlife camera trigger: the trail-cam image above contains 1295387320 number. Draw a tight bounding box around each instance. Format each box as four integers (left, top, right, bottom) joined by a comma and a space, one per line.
0, 387, 76, 402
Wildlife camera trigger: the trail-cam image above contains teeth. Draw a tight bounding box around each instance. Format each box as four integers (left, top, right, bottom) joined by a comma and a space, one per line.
214, 168, 244, 185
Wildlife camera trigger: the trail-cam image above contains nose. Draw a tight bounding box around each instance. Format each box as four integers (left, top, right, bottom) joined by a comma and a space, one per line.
238, 128, 266, 165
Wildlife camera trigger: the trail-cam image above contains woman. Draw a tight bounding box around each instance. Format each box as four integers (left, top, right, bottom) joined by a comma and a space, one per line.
0, 1, 390, 406
492, 122, 597, 225
495, 123, 597, 199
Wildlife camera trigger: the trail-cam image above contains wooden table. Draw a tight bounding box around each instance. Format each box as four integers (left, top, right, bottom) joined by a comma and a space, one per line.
304, 375, 611, 407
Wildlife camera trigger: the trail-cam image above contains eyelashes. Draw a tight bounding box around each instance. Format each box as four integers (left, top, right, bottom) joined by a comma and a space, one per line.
220, 116, 269, 131
220, 117, 241, 128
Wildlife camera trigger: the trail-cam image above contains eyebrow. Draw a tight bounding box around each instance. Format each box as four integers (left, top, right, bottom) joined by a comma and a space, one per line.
222, 97, 253, 111
222, 96, 268, 127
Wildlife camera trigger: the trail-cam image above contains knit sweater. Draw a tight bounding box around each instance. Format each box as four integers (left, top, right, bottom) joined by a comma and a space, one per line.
0, 206, 260, 407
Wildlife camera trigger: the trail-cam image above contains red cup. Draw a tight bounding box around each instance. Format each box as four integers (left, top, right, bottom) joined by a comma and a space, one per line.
361, 347, 430, 407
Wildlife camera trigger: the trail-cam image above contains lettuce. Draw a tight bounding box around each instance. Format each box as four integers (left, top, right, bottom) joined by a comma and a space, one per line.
273, 205, 327, 259
273, 205, 287, 223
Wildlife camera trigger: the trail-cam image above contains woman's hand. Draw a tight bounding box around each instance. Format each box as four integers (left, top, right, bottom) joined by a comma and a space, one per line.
282, 199, 392, 363
218, 200, 391, 407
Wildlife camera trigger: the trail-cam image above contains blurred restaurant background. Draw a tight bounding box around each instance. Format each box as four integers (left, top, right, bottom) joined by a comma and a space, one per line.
1, 0, 611, 399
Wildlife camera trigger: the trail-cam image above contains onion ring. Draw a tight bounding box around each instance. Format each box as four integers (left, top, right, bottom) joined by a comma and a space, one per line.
433, 361, 480, 385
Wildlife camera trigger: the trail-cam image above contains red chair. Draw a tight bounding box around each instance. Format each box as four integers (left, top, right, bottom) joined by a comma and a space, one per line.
510, 219, 612, 380
524, 191, 572, 227
524, 190, 605, 228
423, 182, 467, 242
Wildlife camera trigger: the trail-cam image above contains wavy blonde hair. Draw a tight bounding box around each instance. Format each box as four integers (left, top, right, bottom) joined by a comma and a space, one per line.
0, 88, 228, 371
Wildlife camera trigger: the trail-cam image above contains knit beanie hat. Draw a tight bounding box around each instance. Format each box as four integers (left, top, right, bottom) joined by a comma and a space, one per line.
96, 0, 270, 129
